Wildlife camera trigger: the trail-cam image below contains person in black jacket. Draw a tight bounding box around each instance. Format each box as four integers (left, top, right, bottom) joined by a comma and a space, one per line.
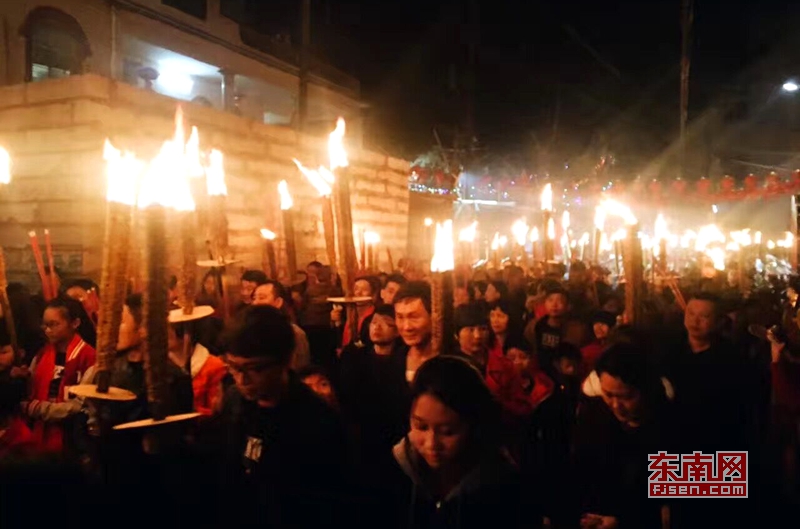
216, 305, 350, 528
391, 355, 540, 529
575, 343, 675, 529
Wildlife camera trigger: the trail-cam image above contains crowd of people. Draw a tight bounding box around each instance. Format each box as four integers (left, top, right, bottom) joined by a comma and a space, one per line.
1, 259, 799, 528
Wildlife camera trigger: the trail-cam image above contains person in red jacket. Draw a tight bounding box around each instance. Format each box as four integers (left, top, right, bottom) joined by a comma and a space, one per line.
25, 297, 96, 453
580, 310, 617, 377
452, 303, 533, 418
167, 306, 225, 416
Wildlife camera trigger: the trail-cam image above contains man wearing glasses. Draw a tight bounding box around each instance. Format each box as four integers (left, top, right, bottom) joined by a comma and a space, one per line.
219, 305, 349, 526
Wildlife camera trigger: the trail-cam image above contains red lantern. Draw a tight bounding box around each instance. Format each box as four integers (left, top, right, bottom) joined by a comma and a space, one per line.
649, 179, 662, 199
630, 177, 644, 196
696, 178, 712, 195
744, 174, 759, 193
720, 175, 735, 193
672, 178, 688, 195
766, 172, 781, 192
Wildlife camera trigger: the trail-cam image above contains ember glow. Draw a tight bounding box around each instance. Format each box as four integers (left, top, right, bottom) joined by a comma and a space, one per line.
278, 180, 294, 210
260, 228, 276, 240
364, 231, 381, 245
430, 220, 455, 272
185, 126, 205, 179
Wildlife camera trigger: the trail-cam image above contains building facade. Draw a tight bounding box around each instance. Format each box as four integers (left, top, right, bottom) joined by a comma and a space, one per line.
0, 0, 363, 139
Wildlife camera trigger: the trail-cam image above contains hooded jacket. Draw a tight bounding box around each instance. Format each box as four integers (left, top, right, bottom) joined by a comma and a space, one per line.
391, 437, 536, 529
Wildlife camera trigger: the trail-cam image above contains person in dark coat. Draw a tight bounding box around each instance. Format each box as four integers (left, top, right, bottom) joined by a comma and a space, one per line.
215, 305, 350, 528
575, 343, 675, 529
391, 355, 540, 529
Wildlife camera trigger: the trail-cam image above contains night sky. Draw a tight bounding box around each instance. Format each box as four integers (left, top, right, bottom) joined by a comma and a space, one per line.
234, 0, 799, 172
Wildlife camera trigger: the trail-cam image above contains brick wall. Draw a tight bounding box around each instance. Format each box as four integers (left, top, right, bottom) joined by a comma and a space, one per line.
0, 74, 410, 288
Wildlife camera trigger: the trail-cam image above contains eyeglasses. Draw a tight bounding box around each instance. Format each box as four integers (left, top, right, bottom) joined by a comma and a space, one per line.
226, 359, 281, 376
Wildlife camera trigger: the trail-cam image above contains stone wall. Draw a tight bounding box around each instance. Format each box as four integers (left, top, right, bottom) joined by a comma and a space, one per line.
0, 74, 410, 288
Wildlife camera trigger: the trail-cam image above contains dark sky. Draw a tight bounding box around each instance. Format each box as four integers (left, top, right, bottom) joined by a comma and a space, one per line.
235, 0, 798, 170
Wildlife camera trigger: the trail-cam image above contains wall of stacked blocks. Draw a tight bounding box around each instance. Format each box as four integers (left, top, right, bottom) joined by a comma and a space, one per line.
0, 74, 410, 288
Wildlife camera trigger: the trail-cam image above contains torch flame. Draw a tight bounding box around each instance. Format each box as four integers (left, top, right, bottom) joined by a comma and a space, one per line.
260, 228, 276, 240
654, 213, 668, 240
707, 247, 726, 271
458, 221, 478, 243
511, 218, 529, 246
529, 227, 540, 243
278, 180, 293, 210
601, 199, 637, 225
103, 139, 142, 206
206, 149, 227, 196
767, 240, 776, 250
580, 232, 590, 245
430, 220, 455, 272
0, 146, 10, 185
594, 206, 605, 231
293, 158, 332, 197
364, 231, 381, 245
541, 183, 553, 212
138, 139, 196, 211
561, 211, 570, 230
186, 126, 205, 178
755, 231, 763, 245
599, 232, 611, 252
695, 224, 725, 252
611, 228, 627, 242
424, 217, 434, 227
491, 232, 508, 251
547, 218, 556, 240
328, 118, 349, 171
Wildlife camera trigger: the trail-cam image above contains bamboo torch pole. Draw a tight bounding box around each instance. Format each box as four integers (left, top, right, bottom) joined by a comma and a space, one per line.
624, 223, 644, 325
260, 229, 279, 280
328, 118, 360, 344
94, 142, 139, 393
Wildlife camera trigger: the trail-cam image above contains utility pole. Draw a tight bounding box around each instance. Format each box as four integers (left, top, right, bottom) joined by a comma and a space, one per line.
298, 0, 311, 132
679, 0, 694, 178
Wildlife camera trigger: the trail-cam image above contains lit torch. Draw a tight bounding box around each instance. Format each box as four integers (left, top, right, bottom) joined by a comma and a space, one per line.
593, 206, 605, 264
541, 183, 554, 261
93, 140, 141, 394
511, 218, 529, 269
364, 231, 381, 271
430, 220, 455, 356
561, 211, 571, 264
293, 158, 337, 271
278, 180, 297, 281
260, 229, 278, 280
136, 131, 197, 421
458, 221, 478, 267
